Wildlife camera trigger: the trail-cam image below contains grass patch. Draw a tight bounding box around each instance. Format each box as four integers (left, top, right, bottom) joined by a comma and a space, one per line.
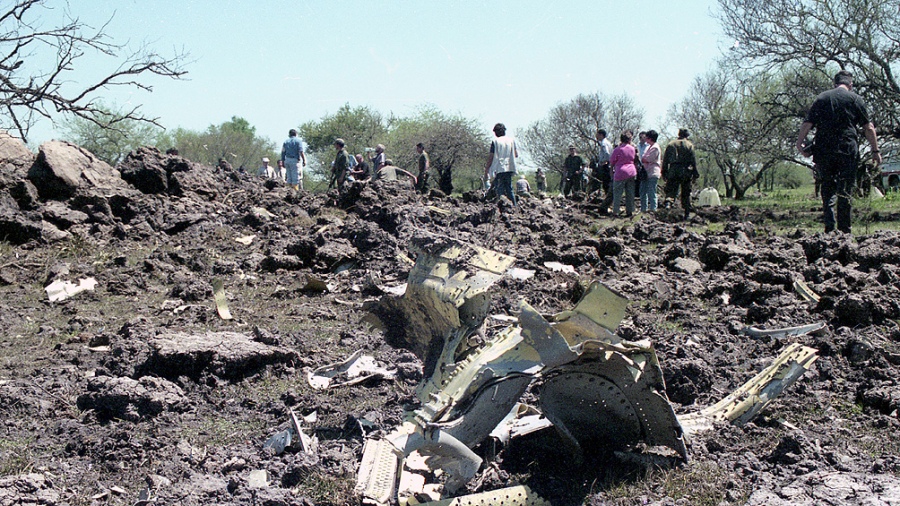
295, 472, 356, 505
182, 416, 267, 447
722, 183, 900, 235
0, 435, 36, 475
598, 461, 748, 505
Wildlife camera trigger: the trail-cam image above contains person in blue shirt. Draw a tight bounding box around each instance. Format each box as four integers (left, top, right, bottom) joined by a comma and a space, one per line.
281, 129, 307, 190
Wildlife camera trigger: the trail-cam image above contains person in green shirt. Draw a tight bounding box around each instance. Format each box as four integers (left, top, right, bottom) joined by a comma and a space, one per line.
415, 142, 430, 193
330, 138, 352, 189
662, 128, 698, 219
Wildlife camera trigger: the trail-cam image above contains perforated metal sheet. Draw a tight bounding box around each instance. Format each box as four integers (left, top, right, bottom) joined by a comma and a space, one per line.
539, 373, 642, 446
413, 485, 551, 506
356, 438, 400, 505
538, 352, 687, 460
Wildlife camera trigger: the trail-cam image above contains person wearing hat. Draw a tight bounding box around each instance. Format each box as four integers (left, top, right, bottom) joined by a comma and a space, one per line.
515, 173, 532, 197
258, 157, 276, 179
563, 144, 584, 196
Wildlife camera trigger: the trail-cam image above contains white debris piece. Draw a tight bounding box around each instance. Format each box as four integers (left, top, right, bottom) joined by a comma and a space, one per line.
307, 350, 397, 389
543, 261, 575, 274
45, 278, 97, 302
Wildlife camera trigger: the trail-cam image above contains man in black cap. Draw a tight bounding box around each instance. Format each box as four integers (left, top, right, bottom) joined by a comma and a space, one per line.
797, 70, 881, 234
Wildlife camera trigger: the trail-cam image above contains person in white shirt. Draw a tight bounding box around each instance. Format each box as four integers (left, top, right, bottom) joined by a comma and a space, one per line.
484, 123, 519, 206
258, 157, 276, 179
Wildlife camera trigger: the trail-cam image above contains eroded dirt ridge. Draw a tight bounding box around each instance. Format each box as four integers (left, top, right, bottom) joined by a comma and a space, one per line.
0, 136, 899, 505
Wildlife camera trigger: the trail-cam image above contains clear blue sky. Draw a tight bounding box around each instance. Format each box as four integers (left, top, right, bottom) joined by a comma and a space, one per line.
31, 0, 726, 151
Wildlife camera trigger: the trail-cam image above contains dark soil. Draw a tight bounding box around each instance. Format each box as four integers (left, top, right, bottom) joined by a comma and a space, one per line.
1, 145, 900, 505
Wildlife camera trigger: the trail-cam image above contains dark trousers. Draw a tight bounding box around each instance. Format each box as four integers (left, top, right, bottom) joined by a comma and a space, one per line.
495, 171, 517, 206
664, 177, 692, 213
818, 153, 857, 233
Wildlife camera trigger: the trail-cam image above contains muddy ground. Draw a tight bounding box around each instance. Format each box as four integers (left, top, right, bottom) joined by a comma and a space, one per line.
1, 140, 900, 505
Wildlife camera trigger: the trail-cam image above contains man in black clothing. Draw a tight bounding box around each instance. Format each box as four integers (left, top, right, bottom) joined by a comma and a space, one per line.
797, 70, 881, 234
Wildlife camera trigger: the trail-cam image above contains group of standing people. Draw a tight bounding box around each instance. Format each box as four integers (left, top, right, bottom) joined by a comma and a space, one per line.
562, 128, 697, 219
258, 131, 435, 193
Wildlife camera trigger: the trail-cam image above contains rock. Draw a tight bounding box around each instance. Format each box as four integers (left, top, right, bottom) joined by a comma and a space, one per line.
670, 257, 703, 275
140, 331, 300, 381
0, 130, 33, 166
75, 375, 189, 421
260, 255, 305, 272
28, 140, 130, 200
747, 471, 900, 506
834, 294, 876, 326
858, 386, 900, 414
699, 240, 756, 271
845, 337, 876, 363
0, 473, 60, 505
118, 146, 170, 194
8, 180, 40, 210
0, 130, 34, 188
0, 198, 68, 244
42, 201, 90, 229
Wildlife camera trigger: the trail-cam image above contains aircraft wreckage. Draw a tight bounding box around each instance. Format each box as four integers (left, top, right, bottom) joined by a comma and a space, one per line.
354, 235, 818, 505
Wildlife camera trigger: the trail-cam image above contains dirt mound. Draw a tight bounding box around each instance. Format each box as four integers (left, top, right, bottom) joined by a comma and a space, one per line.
0, 145, 899, 505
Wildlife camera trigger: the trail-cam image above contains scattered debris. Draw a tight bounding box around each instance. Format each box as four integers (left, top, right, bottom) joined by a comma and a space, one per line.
356, 238, 819, 504
794, 279, 821, 302
212, 279, 233, 320
409, 485, 550, 506
679, 343, 818, 434
698, 187, 722, 207
488, 403, 552, 445
542, 261, 575, 274
742, 321, 826, 339
45, 277, 97, 302
307, 350, 397, 390
506, 267, 536, 280
262, 429, 292, 455
378, 283, 408, 296
302, 274, 333, 292
261, 408, 318, 456
247, 469, 268, 489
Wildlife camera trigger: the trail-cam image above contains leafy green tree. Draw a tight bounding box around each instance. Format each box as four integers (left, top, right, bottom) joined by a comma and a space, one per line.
384, 107, 486, 193
298, 104, 387, 185
520, 92, 644, 191
59, 103, 168, 165
298, 104, 485, 193
173, 117, 275, 170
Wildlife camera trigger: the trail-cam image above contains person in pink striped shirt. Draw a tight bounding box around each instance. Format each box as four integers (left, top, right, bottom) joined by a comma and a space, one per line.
609, 131, 637, 217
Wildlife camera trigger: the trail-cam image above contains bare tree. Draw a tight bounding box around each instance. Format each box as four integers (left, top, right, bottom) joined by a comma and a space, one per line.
386, 107, 486, 193
669, 64, 806, 199
520, 92, 643, 191
0, 0, 187, 142
717, 0, 900, 137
